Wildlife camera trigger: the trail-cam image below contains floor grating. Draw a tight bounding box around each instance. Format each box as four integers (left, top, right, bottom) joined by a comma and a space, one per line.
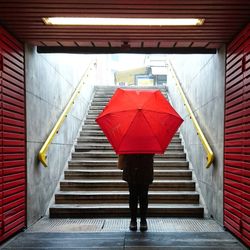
27, 217, 224, 233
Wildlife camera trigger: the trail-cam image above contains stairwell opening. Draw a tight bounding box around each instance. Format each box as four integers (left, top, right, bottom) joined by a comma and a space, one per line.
25, 51, 225, 232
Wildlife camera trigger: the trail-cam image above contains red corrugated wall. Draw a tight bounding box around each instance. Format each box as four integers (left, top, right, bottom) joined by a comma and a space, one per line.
0, 27, 26, 243
224, 23, 250, 247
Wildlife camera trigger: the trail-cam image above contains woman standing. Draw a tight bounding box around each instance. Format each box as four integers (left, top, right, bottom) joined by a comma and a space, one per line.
119, 154, 154, 231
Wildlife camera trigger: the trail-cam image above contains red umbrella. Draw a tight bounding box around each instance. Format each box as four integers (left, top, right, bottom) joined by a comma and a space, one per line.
96, 88, 183, 154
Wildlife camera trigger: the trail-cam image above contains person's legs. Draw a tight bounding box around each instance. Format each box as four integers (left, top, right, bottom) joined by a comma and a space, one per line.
138, 184, 149, 231
128, 183, 139, 230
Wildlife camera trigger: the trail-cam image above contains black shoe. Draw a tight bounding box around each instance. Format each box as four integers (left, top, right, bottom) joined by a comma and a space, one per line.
129, 220, 137, 231
140, 220, 148, 231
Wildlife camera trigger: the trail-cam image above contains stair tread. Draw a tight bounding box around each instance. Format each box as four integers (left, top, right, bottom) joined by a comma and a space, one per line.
51, 203, 203, 208
69, 159, 187, 163
73, 150, 185, 157
76, 142, 182, 145
68, 161, 188, 166
56, 191, 199, 195
78, 135, 180, 139
61, 180, 195, 183
65, 169, 191, 173
81, 130, 179, 134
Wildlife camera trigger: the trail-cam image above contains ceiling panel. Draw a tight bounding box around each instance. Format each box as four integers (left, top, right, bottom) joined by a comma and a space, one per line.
0, 0, 249, 53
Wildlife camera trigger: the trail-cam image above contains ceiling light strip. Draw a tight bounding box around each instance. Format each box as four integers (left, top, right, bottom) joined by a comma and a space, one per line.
43, 17, 204, 26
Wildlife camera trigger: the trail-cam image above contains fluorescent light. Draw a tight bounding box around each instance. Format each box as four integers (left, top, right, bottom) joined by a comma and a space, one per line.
43, 17, 204, 26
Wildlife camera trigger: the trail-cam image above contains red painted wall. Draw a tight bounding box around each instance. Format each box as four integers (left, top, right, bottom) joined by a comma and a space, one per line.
0, 27, 26, 243
224, 23, 250, 247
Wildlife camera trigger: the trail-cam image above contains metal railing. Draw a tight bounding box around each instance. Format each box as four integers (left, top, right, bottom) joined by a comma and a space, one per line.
38, 61, 96, 167
168, 60, 214, 168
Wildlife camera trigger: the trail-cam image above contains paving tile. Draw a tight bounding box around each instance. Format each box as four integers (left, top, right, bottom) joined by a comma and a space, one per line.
2, 232, 125, 249
124, 232, 246, 249
1, 231, 246, 250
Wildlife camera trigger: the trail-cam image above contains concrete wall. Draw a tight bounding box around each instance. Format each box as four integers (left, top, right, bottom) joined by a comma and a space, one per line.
95, 55, 115, 85
167, 47, 225, 224
25, 45, 97, 226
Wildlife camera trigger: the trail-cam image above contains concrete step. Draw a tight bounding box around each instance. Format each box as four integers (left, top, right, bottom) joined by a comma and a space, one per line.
81, 125, 104, 130
93, 91, 167, 99
82, 125, 181, 137
93, 92, 167, 101
94, 90, 116, 93
80, 129, 180, 137
92, 95, 112, 99
68, 165, 189, 171
92, 97, 110, 101
87, 110, 110, 116
90, 106, 106, 110
91, 104, 174, 111
60, 180, 195, 191
80, 130, 180, 138
74, 143, 184, 152
91, 102, 110, 106
92, 97, 112, 102
94, 88, 167, 92
90, 103, 171, 111
94, 87, 166, 92
50, 204, 204, 218
76, 136, 182, 144
64, 169, 192, 180
93, 94, 167, 101
92, 95, 113, 100
85, 116, 100, 121
81, 124, 105, 130
88, 107, 169, 114
92, 93, 168, 102
87, 115, 174, 122
68, 160, 189, 169
89, 106, 108, 110
71, 151, 186, 159
80, 129, 105, 135
55, 191, 199, 204
94, 89, 114, 92
89, 103, 183, 110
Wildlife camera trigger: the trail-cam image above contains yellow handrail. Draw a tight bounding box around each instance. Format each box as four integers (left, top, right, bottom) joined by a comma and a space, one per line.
168, 60, 214, 168
38, 61, 96, 167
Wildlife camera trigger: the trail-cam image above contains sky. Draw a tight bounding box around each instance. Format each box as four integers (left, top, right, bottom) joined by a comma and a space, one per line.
110, 54, 146, 71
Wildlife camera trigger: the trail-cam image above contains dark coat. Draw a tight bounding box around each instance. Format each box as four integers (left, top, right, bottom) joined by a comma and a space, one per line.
122, 154, 154, 185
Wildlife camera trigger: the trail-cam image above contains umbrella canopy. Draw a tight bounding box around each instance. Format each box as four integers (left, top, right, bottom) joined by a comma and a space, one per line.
96, 88, 183, 154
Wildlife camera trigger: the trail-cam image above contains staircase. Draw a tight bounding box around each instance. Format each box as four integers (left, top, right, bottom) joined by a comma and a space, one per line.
50, 86, 204, 218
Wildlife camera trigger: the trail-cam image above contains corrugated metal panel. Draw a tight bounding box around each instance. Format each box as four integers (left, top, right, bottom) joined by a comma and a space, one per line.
0, 1, 249, 50
0, 26, 26, 243
224, 23, 250, 247
0, 27, 4, 241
